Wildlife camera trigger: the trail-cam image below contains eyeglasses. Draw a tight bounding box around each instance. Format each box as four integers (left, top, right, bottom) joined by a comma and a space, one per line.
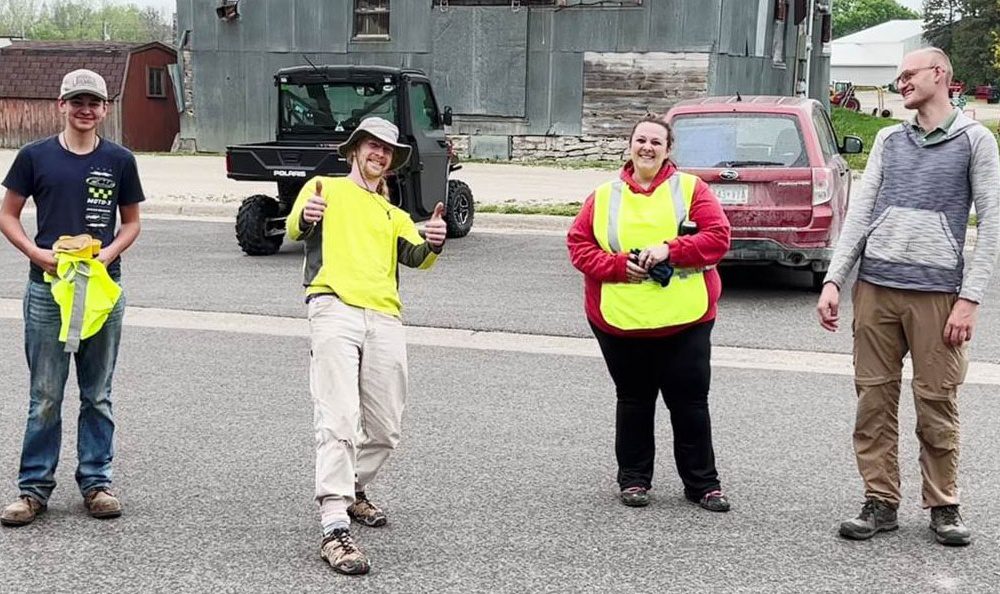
894, 65, 939, 86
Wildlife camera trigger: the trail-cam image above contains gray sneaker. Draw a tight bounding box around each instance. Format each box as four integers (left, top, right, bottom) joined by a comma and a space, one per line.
619, 486, 650, 507
930, 505, 971, 546
839, 498, 898, 540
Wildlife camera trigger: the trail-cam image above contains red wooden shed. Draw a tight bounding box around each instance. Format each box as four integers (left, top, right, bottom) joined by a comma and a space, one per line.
0, 40, 179, 151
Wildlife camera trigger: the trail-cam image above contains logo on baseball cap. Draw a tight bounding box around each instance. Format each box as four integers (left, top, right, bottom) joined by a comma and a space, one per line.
59, 69, 109, 101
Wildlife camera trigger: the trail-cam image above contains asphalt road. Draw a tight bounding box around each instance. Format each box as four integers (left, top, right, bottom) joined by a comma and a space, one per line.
2, 219, 1000, 592
2, 218, 999, 362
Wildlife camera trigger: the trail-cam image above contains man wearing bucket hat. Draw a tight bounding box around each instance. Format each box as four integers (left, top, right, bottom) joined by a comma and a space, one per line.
286, 116, 447, 575
0, 69, 144, 527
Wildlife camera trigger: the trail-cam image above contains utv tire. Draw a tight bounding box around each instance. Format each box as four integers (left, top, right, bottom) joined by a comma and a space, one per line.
445, 179, 474, 238
236, 195, 283, 256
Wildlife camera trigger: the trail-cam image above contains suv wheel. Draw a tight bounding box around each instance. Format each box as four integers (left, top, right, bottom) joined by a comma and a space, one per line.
445, 180, 475, 238
236, 195, 284, 256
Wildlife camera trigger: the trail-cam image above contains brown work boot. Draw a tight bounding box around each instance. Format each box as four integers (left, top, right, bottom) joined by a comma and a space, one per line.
84, 488, 122, 519
320, 528, 371, 575
839, 498, 898, 540
348, 492, 387, 527
0, 496, 46, 527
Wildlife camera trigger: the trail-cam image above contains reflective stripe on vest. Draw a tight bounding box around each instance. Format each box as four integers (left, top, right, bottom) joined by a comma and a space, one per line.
47, 255, 122, 353
592, 172, 709, 330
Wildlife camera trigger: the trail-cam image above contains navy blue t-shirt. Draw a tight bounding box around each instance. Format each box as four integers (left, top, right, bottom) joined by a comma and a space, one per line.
2, 135, 145, 279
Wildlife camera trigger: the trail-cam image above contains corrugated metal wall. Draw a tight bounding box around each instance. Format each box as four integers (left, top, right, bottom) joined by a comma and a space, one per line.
178, 0, 828, 152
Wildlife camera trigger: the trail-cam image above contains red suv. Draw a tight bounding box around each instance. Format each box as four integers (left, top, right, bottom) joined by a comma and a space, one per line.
664, 96, 863, 289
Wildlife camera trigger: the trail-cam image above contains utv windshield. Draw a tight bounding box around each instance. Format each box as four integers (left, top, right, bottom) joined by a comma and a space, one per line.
671, 113, 808, 168
279, 81, 397, 134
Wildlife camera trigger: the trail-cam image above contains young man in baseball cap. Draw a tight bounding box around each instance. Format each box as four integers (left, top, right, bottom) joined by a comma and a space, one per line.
0, 68, 144, 526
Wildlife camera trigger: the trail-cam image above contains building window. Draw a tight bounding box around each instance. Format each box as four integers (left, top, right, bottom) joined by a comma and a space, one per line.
354, 0, 390, 39
147, 67, 166, 98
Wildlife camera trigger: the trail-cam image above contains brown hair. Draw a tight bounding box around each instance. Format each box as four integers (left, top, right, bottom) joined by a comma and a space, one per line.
629, 114, 674, 150
624, 114, 675, 167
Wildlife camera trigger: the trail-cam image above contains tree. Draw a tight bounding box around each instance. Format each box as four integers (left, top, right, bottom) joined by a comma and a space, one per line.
949, 0, 1000, 85
834, 0, 921, 38
922, 0, 960, 52
924, 0, 1000, 86
0, 0, 171, 42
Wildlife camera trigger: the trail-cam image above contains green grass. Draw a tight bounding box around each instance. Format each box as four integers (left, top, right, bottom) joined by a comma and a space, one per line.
830, 107, 902, 170
477, 202, 582, 216
461, 158, 621, 171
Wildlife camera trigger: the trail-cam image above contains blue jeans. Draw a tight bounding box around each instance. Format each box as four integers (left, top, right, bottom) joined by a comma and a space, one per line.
19, 279, 125, 503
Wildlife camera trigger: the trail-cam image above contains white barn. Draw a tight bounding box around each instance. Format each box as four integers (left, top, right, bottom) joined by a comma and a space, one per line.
831, 20, 926, 86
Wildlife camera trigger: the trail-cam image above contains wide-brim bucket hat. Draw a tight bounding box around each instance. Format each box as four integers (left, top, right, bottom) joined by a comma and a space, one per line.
337, 116, 412, 172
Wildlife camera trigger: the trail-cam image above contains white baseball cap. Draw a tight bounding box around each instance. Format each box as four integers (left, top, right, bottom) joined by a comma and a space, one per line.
59, 69, 109, 101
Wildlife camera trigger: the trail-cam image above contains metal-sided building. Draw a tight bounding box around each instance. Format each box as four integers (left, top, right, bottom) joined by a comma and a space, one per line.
174, 0, 830, 159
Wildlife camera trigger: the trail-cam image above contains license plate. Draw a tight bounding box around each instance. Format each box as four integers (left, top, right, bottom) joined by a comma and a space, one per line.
710, 183, 749, 205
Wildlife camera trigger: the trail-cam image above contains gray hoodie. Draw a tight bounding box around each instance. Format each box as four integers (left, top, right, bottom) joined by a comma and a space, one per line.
825, 110, 1000, 303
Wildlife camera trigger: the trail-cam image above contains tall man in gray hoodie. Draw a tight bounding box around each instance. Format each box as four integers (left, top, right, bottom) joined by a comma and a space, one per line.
817, 48, 999, 546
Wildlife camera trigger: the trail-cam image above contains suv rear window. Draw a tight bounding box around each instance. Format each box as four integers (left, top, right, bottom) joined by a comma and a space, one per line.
279, 82, 397, 134
671, 114, 808, 168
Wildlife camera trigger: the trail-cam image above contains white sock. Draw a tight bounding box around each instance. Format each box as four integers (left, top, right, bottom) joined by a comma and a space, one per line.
320, 499, 350, 535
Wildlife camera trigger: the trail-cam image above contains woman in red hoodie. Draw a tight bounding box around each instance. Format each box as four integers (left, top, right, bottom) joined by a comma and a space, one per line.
567, 115, 732, 511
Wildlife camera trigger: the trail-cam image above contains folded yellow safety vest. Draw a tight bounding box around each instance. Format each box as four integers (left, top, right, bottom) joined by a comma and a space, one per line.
43, 234, 122, 353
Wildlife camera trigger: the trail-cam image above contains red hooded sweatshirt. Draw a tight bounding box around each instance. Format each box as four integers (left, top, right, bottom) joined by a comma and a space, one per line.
567, 162, 731, 338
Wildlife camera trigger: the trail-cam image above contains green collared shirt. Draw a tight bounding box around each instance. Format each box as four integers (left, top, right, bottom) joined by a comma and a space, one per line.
909, 108, 959, 146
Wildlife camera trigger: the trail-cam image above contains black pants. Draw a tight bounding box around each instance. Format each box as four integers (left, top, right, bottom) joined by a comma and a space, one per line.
591, 320, 721, 498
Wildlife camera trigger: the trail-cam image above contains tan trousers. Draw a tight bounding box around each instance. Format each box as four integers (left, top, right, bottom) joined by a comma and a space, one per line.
308, 295, 407, 525
851, 281, 967, 508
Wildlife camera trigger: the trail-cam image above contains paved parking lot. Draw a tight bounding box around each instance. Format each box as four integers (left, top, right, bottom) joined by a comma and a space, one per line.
1, 219, 999, 592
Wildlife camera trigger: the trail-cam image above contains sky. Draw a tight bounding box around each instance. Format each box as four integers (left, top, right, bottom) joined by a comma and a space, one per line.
116, 0, 174, 14
896, 0, 924, 13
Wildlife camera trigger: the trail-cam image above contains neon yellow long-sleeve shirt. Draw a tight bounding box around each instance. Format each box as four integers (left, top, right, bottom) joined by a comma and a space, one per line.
287, 176, 438, 317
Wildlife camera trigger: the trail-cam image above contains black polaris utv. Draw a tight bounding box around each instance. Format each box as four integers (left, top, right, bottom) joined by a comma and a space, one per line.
226, 65, 474, 255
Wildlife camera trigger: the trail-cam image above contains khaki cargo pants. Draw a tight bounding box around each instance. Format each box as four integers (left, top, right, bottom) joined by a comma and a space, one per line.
308, 295, 407, 525
852, 281, 967, 508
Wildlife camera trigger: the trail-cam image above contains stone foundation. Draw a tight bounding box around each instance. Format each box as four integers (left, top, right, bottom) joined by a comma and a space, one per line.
449, 134, 629, 162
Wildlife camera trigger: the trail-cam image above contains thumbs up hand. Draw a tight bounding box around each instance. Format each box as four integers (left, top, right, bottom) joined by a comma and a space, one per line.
424, 201, 447, 249
302, 179, 327, 224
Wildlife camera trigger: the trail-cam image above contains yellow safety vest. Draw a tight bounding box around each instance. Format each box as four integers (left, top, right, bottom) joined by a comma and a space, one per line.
592, 172, 709, 330
44, 235, 122, 353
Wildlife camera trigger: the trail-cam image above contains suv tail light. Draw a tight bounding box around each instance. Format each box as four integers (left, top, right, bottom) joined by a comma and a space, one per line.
225, 152, 232, 175
812, 167, 833, 206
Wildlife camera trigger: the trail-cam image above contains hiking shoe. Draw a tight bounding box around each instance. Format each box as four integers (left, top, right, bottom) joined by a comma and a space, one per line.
694, 490, 731, 512
320, 528, 371, 575
839, 498, 898, 540
930, 505, 972, 546
620, 486, 650, 507
84, 488, 122, 519
348, 492, 387, 527
0, 496, 46, 527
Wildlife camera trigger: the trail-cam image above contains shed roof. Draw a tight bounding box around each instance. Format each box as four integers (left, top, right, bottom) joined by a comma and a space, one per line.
833, 20, 924, 44
0, 41, 174, 100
